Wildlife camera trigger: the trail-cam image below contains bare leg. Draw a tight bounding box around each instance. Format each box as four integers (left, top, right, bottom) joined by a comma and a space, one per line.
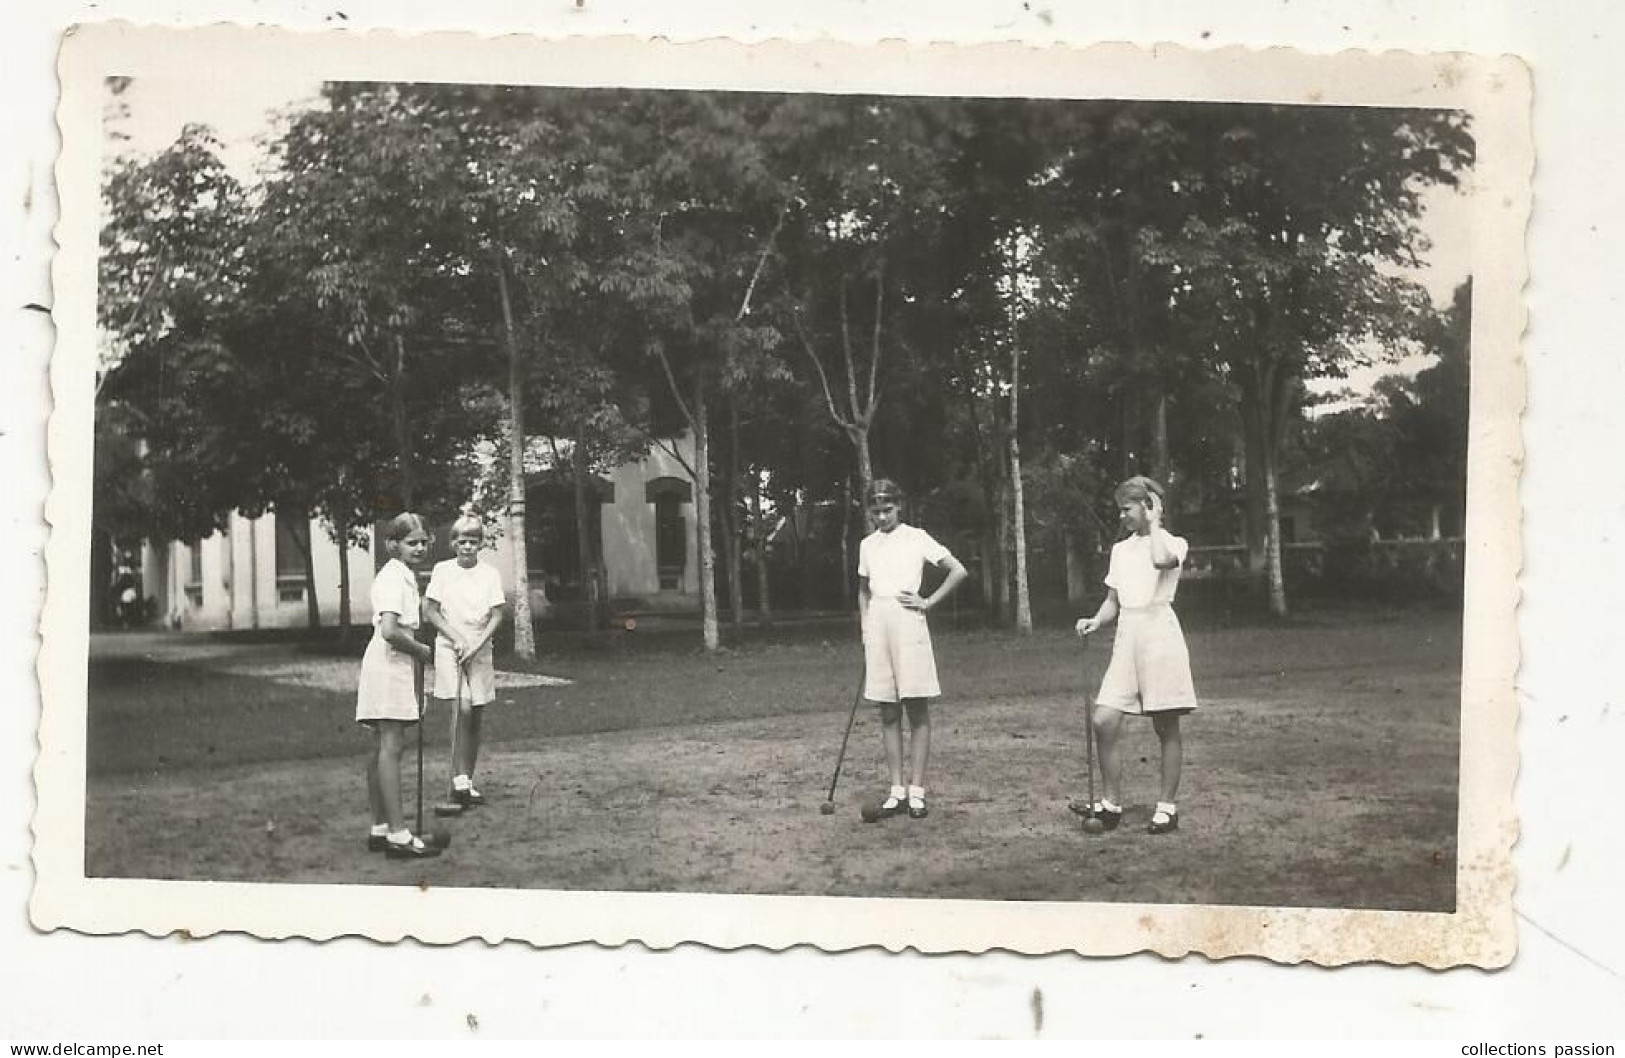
1151, 713, 1184, 804
904, 699, 931, 788
367, 728, 387, 827
879, 701, 905, 790
375, 720, 408, 833
1093, 706, 1127, 806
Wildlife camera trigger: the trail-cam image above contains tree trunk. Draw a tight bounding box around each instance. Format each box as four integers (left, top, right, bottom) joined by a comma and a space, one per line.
290, 510, 321, 630
725, 400, 744, 629
1241, 379, 1268, 580
572, 425, 597, 635
1152, 390, 1171, 486
1064, 530, 1090, 606
1009, 432, 1032, 633
979, 534, 996, 612
838, 477, 854, 611
1262, 441, 1288, 618
335, 508, 352, 645
962, 386, 1007, 623
693, 379, 720, 651
749, 472, 772, 628
497, 262, 537, 660
391, 336, 415, 510
993, 473, 1011, 623
1007, 283, 1032, 635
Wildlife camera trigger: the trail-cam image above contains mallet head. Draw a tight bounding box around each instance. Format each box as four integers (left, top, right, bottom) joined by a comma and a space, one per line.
429, 828, 453, 849
819, 801, 836, 816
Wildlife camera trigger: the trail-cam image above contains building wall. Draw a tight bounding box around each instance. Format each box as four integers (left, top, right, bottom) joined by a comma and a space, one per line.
138, 435, 701, 633
600, 437, 699, 609
481, 434, 701, 617
159, 510, 378, 632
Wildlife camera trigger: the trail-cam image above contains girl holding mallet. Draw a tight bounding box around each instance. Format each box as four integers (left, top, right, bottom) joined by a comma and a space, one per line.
1075, 476, 1198, 835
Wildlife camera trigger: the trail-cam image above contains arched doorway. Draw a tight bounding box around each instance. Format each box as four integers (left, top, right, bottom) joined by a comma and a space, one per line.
645, 476, 692, 592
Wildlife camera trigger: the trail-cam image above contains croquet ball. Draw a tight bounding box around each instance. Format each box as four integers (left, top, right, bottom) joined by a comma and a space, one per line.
859, 800, 883, 823
819, 802, 836, 816
624, 617, 637, 632
1082, 817, 1106, 835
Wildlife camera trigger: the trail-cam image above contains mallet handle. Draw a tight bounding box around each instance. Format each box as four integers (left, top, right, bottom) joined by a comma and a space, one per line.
824, 666, 866, 804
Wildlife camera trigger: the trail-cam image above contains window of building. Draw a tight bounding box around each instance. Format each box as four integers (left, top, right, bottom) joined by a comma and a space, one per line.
275, 515, 306, 603
184, 539, 204, 607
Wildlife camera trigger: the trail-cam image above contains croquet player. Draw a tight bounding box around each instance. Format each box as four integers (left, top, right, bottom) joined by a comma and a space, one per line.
355, 512, 440, 859
1075, 475, 1198, 835
858, 478, 969, 820
424, 510, 507, 809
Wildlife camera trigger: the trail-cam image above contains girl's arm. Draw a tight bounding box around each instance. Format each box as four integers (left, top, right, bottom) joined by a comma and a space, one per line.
1075, 589, 1121, 636
378, 611, 432, 662
423, 599, 465, 651
1145, 493, 1180, 570
918, 554, 969, 611
467, 603, 507, 655
857, 575, 872, 620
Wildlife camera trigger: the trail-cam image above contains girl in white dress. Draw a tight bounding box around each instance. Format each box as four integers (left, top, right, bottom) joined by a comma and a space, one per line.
356, 512, 438, 859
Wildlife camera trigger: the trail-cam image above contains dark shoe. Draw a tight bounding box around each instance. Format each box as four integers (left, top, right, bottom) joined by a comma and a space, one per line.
384, 835, 443, 859
907, 790, 929, 819
1147, 808, 1179, 835
452, 784, 485, 808
1094, 804, 1123, 831
877, 791, 904, 819
367, 834, 389, 853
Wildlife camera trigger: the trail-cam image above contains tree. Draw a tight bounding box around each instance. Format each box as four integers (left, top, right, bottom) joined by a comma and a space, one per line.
1138, 104, 1473, 614
585, 92, 789, 651
96, 123, 255, 544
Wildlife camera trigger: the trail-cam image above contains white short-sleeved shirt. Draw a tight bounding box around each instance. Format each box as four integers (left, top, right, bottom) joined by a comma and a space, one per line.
1104, 530, 1190, 609
425, 558, 506, 635
370, 558, 422, 629
858, 523, 952, 598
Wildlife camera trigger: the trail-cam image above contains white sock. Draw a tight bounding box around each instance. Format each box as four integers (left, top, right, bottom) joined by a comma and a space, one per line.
370, 824, 389, 838
888, 785, 906, 801
1100, 798, 1122, 813
907, 785, 926, 800
388, 828, 412, 844
1155, 801, 1177, 817
453, 774, 471, 790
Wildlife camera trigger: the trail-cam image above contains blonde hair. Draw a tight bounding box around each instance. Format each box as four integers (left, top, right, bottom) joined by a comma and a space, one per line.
1114, 475, 1165, 508
451, 506, 484, 539
382, 512, 426, 542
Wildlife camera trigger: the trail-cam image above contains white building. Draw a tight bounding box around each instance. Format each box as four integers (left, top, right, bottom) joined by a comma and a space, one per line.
138, 435, 702, 632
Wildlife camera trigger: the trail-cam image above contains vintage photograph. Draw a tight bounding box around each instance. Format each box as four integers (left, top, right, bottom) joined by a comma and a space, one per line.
37, 25, 1526, 963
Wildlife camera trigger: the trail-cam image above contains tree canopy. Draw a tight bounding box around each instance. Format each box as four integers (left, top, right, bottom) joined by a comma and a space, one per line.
96, 86, 1474, 636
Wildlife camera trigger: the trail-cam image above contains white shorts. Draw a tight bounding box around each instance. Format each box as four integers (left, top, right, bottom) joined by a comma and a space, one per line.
1095, 605, 1198, 715
863, 597, 941, 703
433, 637, 497, 707
355, 633, 421, 724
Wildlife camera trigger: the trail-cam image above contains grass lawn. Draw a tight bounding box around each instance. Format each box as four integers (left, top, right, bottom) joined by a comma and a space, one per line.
84, 607, 1461, 910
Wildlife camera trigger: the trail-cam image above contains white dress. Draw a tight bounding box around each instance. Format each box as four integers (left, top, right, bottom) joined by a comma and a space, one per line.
355, 559, 423, 724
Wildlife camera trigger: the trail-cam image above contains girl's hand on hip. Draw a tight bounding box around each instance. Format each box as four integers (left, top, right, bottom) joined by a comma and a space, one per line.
898, 590, 927, 612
